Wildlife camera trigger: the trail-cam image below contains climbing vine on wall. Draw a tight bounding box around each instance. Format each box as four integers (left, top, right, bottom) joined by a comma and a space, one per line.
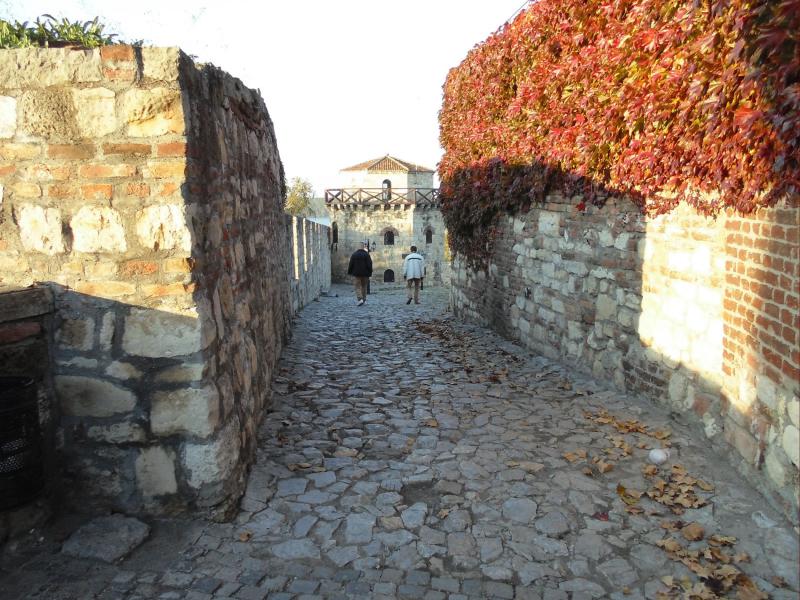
439, 0, 800, 265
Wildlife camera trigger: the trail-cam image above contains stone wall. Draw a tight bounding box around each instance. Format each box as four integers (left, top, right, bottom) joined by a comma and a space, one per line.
0, 46, 330, 517
330, 205, 451, 287
289, 216, 331, 313
451, 194, 799, 521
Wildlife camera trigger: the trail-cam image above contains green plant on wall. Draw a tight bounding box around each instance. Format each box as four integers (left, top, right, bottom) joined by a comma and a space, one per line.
0, 15, 118, 49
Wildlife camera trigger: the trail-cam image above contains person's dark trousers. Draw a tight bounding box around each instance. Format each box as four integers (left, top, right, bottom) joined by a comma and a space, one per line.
353, 276, 369, 301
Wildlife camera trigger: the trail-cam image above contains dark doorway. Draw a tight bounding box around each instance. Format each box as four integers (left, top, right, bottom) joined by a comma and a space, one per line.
384, 269, 395, 283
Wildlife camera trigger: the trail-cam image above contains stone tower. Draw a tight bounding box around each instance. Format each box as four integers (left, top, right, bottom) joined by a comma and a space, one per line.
326, 155, 450, 287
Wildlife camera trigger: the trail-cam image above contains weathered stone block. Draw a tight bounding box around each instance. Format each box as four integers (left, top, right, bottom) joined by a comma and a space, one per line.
19, 90, 78, 139
765, 447, 788, 487
87, 422, 147, 443
538, 212, 560, 236
135, 204, 191, 251
668, 371, 688, 405
0, 96, 17, 138
182, 416, 242, 489
141, 48, 181, 82
123, 307, 205, 357
99, 312, 115, 350
75, 280, 136, 298
595, 294, 616, 321
105, 361, 142, 380
150, 385, 220, 438
723, 418, 759, 465
15, 204, 65, 255
57, 375, 136, 417
789, 398, 799, 428
0, 48, 102, 88
135, 446, 178, 497
121, 88, 184, 137
756, 375, 778, 412
62, 514, 149, 563
71, 206, 127, 253
56, 317, 95, 351
155, 363, 204, 383
72, 87, 116, 137
782, 425, 799, 467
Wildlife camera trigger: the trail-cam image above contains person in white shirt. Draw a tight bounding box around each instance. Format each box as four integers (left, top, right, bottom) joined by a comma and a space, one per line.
403, 246, 425, 305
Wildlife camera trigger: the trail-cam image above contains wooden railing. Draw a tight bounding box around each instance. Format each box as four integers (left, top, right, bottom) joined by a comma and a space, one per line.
324, 188, 439, 206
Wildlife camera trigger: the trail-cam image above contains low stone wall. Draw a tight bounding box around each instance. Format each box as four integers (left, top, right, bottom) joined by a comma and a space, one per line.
289, 216, 331, 313
451, 195, 799, 521
0, 46, 330, 517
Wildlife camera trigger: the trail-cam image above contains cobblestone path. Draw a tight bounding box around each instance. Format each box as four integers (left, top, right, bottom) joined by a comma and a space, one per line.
2, 285, 798, 600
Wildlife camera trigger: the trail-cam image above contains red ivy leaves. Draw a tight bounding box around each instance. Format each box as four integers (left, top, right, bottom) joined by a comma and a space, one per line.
439, 0, 800, 266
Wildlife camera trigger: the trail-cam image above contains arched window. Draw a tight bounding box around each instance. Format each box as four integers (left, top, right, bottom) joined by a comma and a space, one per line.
383, 269, 395, 283
331, 222, 338, 244
425, 227, 433, 244
384, 230, 395, 246
382, 179, 392, 201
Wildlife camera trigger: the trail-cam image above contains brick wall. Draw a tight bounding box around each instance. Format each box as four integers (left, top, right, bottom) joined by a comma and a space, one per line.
451, 195, 799, 521
0, 46, 330, 516
721, 208, 799, 502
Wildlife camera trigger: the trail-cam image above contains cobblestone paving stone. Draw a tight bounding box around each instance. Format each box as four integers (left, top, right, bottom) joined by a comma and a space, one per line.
1, 285, 798, 599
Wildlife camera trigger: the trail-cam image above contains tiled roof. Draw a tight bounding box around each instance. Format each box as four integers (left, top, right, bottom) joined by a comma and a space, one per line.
341, 154, 435, 173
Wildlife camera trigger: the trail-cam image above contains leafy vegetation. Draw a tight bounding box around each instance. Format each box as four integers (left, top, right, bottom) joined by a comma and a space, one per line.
0, 15, 118, 48
439, 0, 800, 265
284, 177, 315, 216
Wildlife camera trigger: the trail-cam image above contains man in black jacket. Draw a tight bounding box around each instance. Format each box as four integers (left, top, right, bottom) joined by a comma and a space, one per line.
347, 242, 373, 306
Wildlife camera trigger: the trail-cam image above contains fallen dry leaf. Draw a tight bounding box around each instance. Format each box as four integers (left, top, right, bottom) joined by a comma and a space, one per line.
770, 576, 788, 588
287, 462, 312, 471
735, 575, 768, 600
643, 464, 659, 477
238, 530, 253, 542
696, 479, 714, 492
617, 483, 642, 505
681, 522, 705, 541
518, 461, 545, 473
592, 511, 609, 521
709, 534, 737, 546
597, 460, 614, 474
657, 537, 683, 553
424, 418, 439, 427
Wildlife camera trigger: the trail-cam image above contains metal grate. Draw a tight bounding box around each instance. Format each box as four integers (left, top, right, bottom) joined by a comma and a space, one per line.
0, 376, 44, 510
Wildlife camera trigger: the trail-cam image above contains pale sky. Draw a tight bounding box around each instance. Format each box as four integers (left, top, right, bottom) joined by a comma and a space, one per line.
1, 0, 527, 194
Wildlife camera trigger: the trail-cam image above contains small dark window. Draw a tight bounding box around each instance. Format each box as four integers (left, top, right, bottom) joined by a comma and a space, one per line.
425, 228, 433, 244
332, 222, 338, 244
384, 269, 395, 283
384, 231, 395, 245
382, 179, 391, 201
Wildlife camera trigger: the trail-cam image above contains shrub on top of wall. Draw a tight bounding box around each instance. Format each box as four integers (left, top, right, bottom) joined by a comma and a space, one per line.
0, 15, 120, 48
439, 0, 799, 265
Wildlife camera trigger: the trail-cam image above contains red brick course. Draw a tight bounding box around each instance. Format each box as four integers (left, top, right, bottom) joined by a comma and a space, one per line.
0, 322, 41, 344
